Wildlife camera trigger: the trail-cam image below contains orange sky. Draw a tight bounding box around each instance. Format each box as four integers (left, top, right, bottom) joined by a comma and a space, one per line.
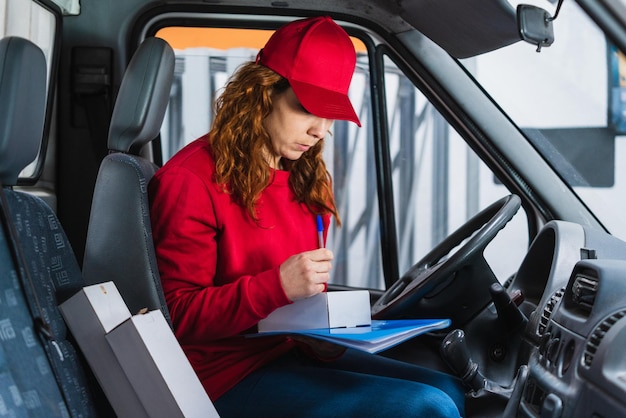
157, 27, 366, 52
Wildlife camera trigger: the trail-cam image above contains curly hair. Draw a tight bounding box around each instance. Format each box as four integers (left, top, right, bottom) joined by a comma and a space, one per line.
208, 62, 340, 225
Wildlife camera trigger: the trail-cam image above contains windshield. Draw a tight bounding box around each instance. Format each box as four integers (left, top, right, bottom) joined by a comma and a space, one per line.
460, 0, 626, 240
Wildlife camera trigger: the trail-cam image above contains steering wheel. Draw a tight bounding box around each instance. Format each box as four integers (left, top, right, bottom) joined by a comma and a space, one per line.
371, 194, 521, 321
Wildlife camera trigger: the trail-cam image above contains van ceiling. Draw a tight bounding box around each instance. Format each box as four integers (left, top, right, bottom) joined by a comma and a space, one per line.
69, 0, 524, 58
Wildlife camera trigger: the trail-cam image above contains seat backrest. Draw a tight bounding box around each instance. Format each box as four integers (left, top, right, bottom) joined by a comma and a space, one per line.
82, 37, 175, 321
0, 36, 100, 417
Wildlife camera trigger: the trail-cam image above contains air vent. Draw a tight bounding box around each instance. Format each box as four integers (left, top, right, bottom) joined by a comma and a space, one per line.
571, 273, 599, 312
537, 288, 565, 337
582, 310, 626, 368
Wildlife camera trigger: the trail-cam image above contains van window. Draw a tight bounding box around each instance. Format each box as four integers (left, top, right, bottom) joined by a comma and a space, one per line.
461, 1, 626, 242
156, 25, 384, 289
383, 54, 528, 284
156, 23, 528, 290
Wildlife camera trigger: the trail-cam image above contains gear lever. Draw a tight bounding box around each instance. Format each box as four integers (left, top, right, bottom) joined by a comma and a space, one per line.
441, 328, 519, 416
440, 329, 486, 392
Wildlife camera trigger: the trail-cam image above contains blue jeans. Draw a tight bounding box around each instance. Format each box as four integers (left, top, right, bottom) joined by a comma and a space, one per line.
214, 348, 465, 417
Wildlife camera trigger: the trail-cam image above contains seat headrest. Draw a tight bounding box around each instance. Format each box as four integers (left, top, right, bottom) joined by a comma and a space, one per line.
0, 37, 47, 186
108, 37, 175, 153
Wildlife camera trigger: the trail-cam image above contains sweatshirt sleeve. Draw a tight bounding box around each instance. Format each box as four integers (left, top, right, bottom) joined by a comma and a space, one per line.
149, 165, 291, 344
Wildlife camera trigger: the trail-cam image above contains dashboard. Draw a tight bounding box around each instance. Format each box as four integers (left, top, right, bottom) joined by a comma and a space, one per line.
512, 221, 626, 417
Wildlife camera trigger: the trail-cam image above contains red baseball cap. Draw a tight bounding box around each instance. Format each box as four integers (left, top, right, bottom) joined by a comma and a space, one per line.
257, 16, 361, 127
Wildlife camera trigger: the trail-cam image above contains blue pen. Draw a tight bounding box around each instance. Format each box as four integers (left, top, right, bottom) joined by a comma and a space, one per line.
316, 214, 324, 248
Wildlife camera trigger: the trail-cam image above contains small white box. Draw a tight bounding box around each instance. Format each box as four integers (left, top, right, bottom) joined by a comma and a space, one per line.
60, 282, 148, 418
258, 290, 371, 332
106, 310, 219, 418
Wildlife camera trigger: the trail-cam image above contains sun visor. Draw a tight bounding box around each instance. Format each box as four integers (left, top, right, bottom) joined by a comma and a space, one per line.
401, 0, 520, 58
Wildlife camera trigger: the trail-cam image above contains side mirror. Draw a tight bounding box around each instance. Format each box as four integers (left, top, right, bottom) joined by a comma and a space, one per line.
517, 4, 554, 52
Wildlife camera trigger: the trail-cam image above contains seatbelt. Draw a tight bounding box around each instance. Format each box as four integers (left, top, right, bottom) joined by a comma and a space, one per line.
72, 46, 113, 162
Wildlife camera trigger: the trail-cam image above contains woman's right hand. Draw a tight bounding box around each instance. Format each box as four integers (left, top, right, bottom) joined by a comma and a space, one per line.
279, 248, 334, 301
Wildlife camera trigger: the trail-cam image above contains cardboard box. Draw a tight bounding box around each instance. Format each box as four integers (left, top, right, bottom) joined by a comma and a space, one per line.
258, 290, 371, 332
60, 281, 149, 418
61, 282, 219, 418
106, 309, 218, 418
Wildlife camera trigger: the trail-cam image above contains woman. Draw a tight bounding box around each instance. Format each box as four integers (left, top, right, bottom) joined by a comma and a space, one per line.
149, 16, 465, 417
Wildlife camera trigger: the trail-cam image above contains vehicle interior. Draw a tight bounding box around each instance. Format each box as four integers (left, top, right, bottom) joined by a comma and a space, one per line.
2, 0, 626, 416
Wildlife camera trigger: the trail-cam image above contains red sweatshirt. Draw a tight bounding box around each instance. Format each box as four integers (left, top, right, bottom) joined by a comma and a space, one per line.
149, 136, 329, 400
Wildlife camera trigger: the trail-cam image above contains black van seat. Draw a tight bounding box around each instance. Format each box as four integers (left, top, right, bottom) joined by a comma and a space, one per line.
82, 37, 175, 321
0, 36, 99, 417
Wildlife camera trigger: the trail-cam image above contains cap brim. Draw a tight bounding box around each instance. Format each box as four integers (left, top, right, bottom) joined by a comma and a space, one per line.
290, 80, 361, 127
